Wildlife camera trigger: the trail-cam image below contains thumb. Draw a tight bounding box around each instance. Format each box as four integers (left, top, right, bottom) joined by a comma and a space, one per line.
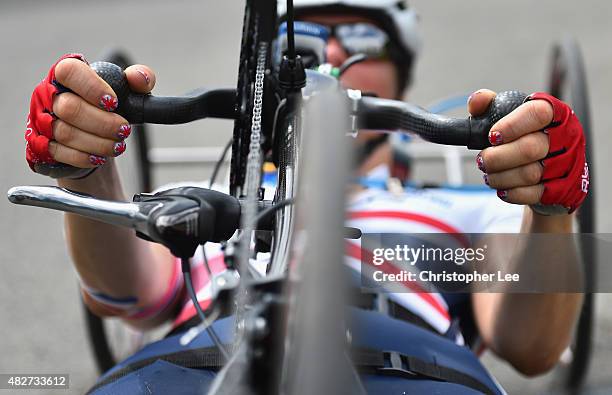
467, 89, 497, 116
124, 64, 156, 94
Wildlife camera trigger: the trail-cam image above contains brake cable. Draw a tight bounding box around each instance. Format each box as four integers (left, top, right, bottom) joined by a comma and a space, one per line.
209, 138, 233, 189
180, 257, 229, 360
254, 198, 295, 225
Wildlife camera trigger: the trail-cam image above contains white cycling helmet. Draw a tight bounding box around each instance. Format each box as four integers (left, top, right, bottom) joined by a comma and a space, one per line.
278, 0, 422, 62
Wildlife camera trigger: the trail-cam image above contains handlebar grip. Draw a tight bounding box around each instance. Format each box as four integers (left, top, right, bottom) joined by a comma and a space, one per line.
90, 61, 236, 124
91, 62, 140, 121
468, 90, 528, 149
358, 97, 472, 146
357, 90, 527, 150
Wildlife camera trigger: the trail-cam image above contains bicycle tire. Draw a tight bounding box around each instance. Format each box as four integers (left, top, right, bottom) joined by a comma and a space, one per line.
80, 49, 154, 375
547, 38, 595, 392
282, 88, 358, 394
210, 82, 357, 394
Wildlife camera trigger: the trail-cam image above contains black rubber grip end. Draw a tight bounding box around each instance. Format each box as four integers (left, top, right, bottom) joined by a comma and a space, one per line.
468, 90, 528, 150
90, 61, 145, 123
91, 61, 130, 101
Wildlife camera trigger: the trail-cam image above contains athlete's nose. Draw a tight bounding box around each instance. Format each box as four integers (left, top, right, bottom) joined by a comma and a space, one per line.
326, 37, 349, 67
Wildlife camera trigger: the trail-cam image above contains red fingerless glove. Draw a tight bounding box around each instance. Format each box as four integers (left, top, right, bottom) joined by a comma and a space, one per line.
25, 53, 93, 178
527, 92, 589, 215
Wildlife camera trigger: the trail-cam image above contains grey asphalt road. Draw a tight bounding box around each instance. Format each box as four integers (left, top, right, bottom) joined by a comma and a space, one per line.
1, 1, 610, 394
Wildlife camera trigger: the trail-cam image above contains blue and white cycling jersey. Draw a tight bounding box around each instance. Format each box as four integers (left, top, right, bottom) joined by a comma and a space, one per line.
169, 181, 523, 346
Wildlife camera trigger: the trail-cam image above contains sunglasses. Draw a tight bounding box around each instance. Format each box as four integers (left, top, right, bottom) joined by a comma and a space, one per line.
324, 22, 393, 60
278, 21, 394, 64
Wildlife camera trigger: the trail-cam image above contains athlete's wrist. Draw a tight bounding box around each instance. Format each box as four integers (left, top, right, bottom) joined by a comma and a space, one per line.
57, 158, 125, 200
526, 206, 574, 233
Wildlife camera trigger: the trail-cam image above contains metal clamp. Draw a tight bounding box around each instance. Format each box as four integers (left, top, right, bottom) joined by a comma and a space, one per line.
346, 89, 362, 138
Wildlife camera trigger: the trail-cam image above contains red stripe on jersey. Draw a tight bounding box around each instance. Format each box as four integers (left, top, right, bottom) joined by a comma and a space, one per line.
344, 241, 450, 321
348, 210, 469, 247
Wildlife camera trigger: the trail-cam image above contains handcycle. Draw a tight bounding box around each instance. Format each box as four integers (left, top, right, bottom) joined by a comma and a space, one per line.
8, 0, 596, 393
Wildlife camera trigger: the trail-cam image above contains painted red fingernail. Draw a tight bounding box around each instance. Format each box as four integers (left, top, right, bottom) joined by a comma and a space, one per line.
136, 69, 150, 84
497, 190, 508, 200
100, 94, 118, 112
476, 153, 486, 172
483, 174, 489, 185
117, 124, 132, 139
113, 141, 126, 156
489, 131, 503, 146
467, 90, 481, 105
89, 155, 107, 166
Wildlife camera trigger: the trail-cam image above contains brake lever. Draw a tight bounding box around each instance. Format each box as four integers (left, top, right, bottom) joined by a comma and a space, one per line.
134, 187, 241, 257
7, 185, 152, 233
7, 185, 197, 256
8, 186, 244, 258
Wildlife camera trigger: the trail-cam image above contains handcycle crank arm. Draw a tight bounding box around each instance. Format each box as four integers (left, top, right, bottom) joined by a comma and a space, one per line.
91, 62, 236, 124
351, 89, 528, 150
7, 186, 151, 233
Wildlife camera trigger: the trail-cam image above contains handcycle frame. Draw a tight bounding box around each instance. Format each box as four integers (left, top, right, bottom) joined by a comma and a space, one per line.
9, 1, 596, 393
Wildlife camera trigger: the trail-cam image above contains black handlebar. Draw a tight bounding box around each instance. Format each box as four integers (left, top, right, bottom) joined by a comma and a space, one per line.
356, 90, 528, 150
93, 60, 526, 150
11, 64, 532, 257
91, 62, 236, 124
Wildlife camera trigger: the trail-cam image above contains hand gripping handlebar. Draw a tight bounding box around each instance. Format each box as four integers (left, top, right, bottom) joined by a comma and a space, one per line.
352, 90, 528, 150
92, 61, 526, 148
90, 62, 237, 124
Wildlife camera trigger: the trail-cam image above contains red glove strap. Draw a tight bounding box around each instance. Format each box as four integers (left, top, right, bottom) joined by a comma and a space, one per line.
25, 53, 88, 171
527, 92, 589, 214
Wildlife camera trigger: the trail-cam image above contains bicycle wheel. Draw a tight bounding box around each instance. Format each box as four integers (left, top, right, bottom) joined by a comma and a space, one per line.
81, 49, 154, 374
547, 38, 596, 392
280, 87, 358, 394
